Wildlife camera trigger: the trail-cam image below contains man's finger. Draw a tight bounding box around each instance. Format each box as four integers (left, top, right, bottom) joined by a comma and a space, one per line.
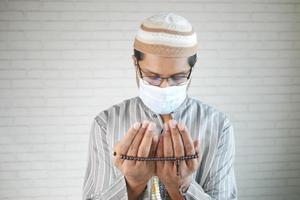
138, 122, 155, 157
114, 122, 141, 166
116, 122, 141, 155
150, 134, 159, 157
194, 139, 201, 162
169, 120, 185, 158
164, 122, 174, 168
194, 139, 200, 154
178, 123, 195, 155
188, 139, 201, 171
177, 123, 196, 168
156, 132, 164, 169
126, 121, 149, 158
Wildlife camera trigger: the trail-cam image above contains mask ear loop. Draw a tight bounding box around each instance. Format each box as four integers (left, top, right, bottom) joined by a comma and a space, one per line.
187, 66, 193, 79
135, 61, 144, 79
134, 61, 145, 88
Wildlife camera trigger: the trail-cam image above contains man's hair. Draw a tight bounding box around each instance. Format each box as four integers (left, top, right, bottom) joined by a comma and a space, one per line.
134, 49, 197, 68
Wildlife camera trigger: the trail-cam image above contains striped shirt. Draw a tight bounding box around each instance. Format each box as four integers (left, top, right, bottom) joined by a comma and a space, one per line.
82, 95, 238, 200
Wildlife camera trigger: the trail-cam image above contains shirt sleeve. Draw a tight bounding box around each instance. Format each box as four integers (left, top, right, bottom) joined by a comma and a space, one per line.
82, 115, 129, 200
185, 117, 238, 200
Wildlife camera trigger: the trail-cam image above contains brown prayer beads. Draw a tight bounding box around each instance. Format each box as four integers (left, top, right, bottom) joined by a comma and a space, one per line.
115, 152, 199, 176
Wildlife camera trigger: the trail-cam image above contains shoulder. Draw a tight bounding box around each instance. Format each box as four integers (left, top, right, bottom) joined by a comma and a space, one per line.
188, 96, 232, 131
93, 96, 139, 129
187, 97, 235, 154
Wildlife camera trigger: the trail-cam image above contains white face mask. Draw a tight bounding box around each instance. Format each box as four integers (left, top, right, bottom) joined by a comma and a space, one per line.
138, 78, 190, 114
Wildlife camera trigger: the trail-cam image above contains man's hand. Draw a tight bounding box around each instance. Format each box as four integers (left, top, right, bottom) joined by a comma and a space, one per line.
113, 121, 159, 199
155, 119, 200, 198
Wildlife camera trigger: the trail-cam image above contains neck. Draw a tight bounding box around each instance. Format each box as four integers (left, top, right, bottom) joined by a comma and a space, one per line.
160, 114, 172, 124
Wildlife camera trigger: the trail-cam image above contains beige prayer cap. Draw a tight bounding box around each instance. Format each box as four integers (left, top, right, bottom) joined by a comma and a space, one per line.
133, 12, 198, 58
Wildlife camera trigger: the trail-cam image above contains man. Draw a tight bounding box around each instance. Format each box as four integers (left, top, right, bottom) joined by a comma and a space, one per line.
82, 13, 237, 200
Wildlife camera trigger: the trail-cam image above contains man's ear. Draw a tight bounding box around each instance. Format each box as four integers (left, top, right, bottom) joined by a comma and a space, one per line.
132, 55, 138, 68
132, 55, 140, 88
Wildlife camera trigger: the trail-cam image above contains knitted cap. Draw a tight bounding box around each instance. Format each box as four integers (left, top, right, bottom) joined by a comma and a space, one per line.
133, 12, 198, 57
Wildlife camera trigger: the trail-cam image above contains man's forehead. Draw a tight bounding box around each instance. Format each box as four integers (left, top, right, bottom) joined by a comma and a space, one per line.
143, 53, 188, 62
138, 54, 188, 73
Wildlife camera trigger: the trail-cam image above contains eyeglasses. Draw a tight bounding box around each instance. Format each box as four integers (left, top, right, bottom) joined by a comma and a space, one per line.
136, 62, 193, 86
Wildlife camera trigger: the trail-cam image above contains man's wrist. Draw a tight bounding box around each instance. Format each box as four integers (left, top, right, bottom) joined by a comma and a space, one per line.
165, 186, 184, 200
125, 177, 148, 200
179, 183, 189, 197
165, 179, 190, 200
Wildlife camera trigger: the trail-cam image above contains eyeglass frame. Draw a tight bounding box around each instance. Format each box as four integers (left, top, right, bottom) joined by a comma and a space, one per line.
135, 61, 193, 86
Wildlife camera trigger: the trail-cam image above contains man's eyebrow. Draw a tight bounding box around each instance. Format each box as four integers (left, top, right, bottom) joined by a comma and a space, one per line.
141, 68, 157, 74
142, 68, 189, 76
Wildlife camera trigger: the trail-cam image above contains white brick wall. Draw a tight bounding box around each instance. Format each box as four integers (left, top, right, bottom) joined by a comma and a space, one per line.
0, 0, 299, 199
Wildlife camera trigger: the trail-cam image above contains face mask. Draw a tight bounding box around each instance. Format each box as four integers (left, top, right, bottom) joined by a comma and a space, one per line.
138, 78, 190, 114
